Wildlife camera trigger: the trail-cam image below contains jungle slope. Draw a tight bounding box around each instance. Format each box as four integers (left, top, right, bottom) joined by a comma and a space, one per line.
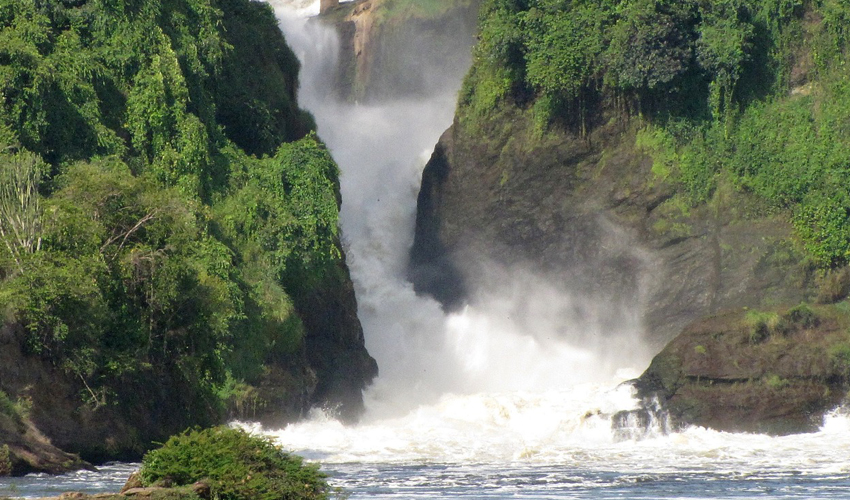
410, 0, 850, 432
0, 0, 376, 473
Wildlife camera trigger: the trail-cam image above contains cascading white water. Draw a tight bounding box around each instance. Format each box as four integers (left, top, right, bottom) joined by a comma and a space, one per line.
266, 0, 651, 423
254, 2, 850, 497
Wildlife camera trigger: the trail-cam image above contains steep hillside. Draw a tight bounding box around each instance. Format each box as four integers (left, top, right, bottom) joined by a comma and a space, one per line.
0, 0, 375, 470
410, 0, 850, 431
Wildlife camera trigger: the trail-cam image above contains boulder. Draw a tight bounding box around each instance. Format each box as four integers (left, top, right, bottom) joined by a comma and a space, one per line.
632, 304, 850, 434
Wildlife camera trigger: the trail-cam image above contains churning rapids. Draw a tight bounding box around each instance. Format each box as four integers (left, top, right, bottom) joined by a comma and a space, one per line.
3, 1, 850, 499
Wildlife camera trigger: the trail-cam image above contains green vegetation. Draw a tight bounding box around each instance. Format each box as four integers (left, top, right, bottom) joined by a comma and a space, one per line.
746, 309, 785, 343
0, 445, 10, 476
0, 391, 27, 426
462, 0, 850, 268
141, 426, 329, 500
0, 0, 345, 444
746, 302, 820, 342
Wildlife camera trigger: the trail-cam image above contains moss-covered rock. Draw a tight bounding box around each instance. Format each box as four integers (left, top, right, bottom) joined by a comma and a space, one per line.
633, 303, 850, 434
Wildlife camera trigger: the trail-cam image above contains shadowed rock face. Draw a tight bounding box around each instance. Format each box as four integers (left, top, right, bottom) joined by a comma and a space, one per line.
408, 103, 815, 349
320, 0, 339, 14
632, 305, 850, 435
298, 247, 378, 423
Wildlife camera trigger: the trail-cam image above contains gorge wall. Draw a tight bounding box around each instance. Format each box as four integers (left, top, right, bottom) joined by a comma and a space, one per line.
410, 105, 814, 349
318, 0, 480, 103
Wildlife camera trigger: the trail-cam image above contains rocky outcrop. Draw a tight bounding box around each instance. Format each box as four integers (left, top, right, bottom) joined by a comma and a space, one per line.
0, 324, 90, 476
319, 0, 480, 102
0, 415, 90, 477
632, 304, 850, 434
0, 322, 218, 465
410, 105, 815, 349
296, 247, 378, 423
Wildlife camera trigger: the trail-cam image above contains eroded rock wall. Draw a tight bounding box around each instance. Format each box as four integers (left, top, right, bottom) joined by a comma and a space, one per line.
410, 106, 814, 349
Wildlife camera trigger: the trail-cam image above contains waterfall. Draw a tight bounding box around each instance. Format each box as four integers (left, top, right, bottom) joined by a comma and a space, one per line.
255, 0, 850, 482
257, 0, 657, 453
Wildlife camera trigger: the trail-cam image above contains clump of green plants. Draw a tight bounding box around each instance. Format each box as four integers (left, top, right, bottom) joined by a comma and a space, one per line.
763, 373, 789, 390
141, 427, 330, 500
828, 342, 850, 379
817, 267, 850, 304
0, 391, 26, 426
784, 303, 818, 329
745, 303, 820, 343
746, 310, 785, 344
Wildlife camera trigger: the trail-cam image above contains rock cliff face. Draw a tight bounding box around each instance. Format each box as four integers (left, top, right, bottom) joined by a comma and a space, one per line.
297, 247, 378, 422
410, 106, 814, 350
319, 0, 480, 102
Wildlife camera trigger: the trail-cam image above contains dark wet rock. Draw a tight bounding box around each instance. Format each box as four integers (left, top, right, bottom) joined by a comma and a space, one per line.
633, 305, 850, 434
409, 104, 816, 349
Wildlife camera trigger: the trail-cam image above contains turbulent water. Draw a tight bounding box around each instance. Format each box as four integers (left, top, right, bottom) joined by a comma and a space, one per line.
4, 1, 850, 498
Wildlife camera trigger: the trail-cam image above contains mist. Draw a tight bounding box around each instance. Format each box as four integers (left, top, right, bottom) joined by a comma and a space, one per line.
267, 1, 653, 424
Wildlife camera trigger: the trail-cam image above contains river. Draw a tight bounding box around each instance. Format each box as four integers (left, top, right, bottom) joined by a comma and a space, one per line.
3, 0, 850, 498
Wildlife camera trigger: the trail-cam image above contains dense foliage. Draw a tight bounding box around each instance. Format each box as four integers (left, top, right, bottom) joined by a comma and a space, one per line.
462, 0, 850, 267
0, 0, 342, 431
141, 426, 329, 500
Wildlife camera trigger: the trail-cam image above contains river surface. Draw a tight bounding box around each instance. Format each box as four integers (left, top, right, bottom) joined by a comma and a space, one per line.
4, 1, 850, 498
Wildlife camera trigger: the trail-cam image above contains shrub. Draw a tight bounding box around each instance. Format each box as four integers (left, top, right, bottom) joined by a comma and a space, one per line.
829, 342, 850, 379
817, 267, 850, 304
140, 426, 330, 500
0, 391, 16, 420
745, 310, 785, 343
0, 444, 10, 476
783, 303, 818, 329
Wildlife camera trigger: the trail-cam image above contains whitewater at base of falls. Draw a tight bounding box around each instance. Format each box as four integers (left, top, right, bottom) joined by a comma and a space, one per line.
247, 405, 850, 499
257, 3, 850, 497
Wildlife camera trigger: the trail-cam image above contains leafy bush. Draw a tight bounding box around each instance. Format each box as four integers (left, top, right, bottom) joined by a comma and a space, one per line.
0, 391, 17, 421
745, 310, 785, 343
141, 427, 330, 500
0, 444, 10, 476
784, 303, 818, 329
829, 341, 850, 379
